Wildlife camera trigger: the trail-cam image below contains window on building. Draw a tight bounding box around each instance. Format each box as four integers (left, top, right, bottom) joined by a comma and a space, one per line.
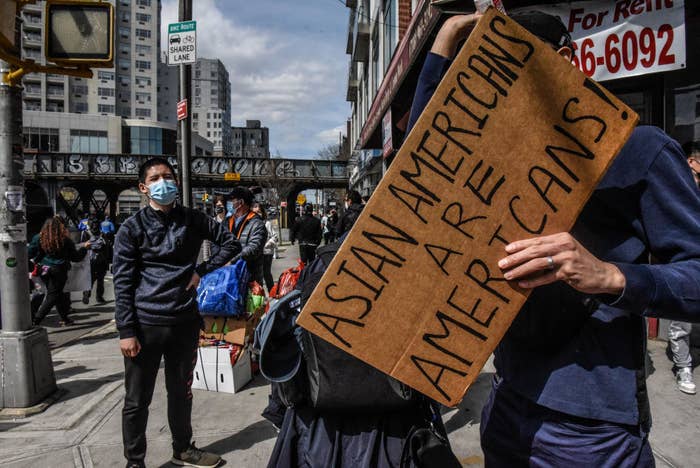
98, 87, 115, 97
135, 13, 151, 22
195, 87, 201, 96
120, 76, 131, 86
383, 0, 398, 72
23, 31, 41, 43
74, 102, 88, 113
72, 84, 88, 95
136, 0, 151, 5
135, 60, 151, 70
372, 27, 380, 96
24, 100, 41, 111
24, 127, 59, 152
135, 108, 151, 118
119, 27, 130, 39
136, 92, 151, 103
129, 126, 162, 154
135, 29, 151, 39
70, 130, 108, 153
135, 76, 151, 87
120, 0, 130, 6
211, 89, 217, 96
23, 46, 42, 59
119, 59, 130, 71
24, 83, 41, 95
120, 11, 130, 22
135, 44, 151, 55
98, 104, 115, 114
98, 71, 114, 81
195, 97, 201, 106
47, 84, 64, 96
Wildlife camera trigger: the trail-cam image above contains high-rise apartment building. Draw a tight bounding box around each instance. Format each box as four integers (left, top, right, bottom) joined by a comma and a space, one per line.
231, 120, 270, 159
20, 0, 160, 120
191, 58, 232, 155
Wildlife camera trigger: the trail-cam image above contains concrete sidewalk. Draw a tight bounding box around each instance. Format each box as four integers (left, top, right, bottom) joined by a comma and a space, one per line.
0, 246, 698, 467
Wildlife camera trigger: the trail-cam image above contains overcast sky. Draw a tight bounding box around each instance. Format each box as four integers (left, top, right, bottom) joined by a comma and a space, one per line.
161, 0, 349, 158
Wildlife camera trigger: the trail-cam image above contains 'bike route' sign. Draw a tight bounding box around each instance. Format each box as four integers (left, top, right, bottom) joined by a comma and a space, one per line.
168, 21, 196, 65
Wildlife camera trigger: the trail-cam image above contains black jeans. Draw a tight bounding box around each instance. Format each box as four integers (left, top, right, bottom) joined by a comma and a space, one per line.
263, 254, 274, 292
122, 319, 199, 463
298, 244, 317, 264
83, 262, 107, 301
34, 266, 71, 324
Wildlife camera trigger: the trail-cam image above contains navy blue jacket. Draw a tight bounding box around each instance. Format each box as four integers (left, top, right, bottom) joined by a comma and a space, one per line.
113, 205, 240, 338
410, 52, 700, 428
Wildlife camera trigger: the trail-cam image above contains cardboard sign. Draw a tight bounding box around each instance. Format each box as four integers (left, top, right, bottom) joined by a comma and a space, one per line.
297, 9, 638, 406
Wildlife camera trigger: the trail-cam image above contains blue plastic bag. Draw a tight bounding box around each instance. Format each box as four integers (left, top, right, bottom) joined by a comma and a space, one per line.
197, 259, 249, 316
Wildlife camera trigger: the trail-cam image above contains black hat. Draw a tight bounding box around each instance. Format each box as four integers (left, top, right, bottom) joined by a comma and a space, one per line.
227, 186, 253, 206
511, 11, 573, 51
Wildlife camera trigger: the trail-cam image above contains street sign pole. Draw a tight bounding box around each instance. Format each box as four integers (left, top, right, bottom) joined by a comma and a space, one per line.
0, 56, 56, 409
178, 0, 193, 207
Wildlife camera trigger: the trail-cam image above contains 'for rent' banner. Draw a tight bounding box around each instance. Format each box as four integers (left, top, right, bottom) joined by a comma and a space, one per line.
540, 0, 686, 81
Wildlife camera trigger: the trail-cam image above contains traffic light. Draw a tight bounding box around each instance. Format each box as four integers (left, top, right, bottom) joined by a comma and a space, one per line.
202, 193, 209, 203
45, 0, 114, 65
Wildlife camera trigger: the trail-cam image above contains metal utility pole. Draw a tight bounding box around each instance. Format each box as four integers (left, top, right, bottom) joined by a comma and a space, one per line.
0, 57, 56, 409
178, 0, 193, 207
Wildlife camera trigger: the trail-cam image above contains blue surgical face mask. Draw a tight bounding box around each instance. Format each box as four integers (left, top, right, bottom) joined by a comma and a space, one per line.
147, 179, 178, 206
226, 201, 234, 216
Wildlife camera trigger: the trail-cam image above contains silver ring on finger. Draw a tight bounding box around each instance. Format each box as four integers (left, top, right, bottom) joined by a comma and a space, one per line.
545, 256, 555, 271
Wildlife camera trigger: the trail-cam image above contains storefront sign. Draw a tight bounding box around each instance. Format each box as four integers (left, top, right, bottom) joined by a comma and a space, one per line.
382, 110, 393, 158
298, 9, 638, 406
541, 0, 686, 81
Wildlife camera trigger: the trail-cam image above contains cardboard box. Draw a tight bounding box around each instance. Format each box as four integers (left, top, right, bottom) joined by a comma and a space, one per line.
192, 346, 252, 394
200, 315, 259, 346
297, 8, 638, 407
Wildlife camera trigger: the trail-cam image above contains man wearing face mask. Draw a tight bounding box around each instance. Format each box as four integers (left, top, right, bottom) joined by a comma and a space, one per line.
113, 157, 239, 468
225, 186, 267, 286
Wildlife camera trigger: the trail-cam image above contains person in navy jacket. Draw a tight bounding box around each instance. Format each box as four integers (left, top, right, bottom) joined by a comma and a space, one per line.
113, 157, 239, 468
409, 11, 700, 467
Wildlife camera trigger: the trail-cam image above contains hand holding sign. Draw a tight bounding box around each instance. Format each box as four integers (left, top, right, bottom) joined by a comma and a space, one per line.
498, 232, 626, 295
431, 13, 483, 59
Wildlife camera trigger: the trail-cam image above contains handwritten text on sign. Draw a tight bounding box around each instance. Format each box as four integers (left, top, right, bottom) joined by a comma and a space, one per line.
298, 10, 638, 406
541, 0, 685, 81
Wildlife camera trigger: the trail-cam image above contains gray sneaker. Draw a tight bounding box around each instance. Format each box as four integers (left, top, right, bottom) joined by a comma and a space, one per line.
676, 367, 697, 395
171, 443, 222, 468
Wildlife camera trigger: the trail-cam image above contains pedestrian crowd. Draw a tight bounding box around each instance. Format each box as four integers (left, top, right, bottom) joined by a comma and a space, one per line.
20, 10, 700, 468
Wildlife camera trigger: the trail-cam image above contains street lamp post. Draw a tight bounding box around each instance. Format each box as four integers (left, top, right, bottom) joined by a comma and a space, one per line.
0, 58, 57, 409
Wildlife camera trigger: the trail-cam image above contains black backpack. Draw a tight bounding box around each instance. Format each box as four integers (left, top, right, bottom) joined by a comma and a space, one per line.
281, 242, 416, 411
